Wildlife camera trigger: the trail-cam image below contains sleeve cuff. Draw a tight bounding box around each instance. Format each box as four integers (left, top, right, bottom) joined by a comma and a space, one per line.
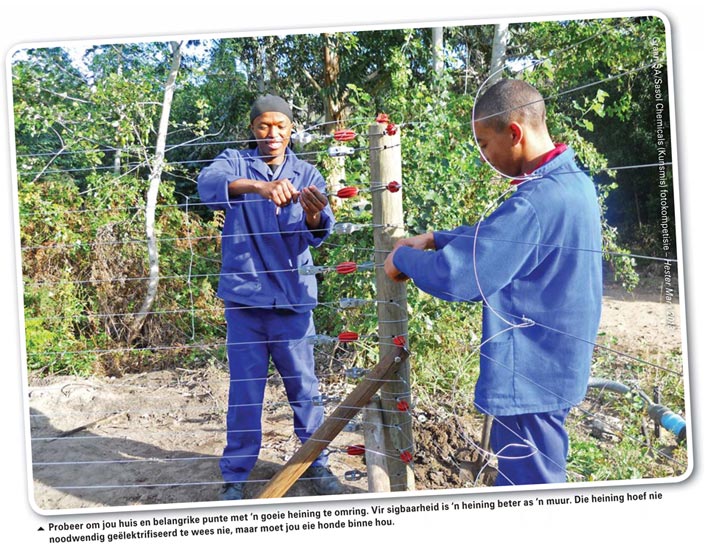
308, 216, 331, 245
393, 245, 419, 279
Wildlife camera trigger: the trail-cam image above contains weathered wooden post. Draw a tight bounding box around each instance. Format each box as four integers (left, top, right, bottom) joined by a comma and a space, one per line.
368, 120, 415, 491
362, 396, 390, 492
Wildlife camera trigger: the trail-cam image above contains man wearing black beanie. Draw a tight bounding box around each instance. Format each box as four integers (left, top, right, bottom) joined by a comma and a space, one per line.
198, 94, 339, 500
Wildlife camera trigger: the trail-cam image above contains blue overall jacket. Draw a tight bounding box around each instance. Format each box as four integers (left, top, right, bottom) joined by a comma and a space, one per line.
197, 147, 334, 312
393, 147, 603, 416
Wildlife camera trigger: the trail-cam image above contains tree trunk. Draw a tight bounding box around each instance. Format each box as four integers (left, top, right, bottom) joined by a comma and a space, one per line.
113, 50, 124, 174
322, 33, 346, 197
432, 27, 444, 76
489, 23, 509, 83
257, 38, 267, 93
127, 40, 184, 344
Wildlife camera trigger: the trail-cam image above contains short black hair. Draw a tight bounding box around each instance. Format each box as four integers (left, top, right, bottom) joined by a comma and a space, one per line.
474, 79, 546, 131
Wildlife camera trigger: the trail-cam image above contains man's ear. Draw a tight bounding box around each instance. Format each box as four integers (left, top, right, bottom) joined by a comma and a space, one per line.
509, 122, 523, 145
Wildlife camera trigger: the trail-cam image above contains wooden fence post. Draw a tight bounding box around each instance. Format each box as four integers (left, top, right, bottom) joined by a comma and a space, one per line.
369, 121, 415, 492
362, 396, 390, 492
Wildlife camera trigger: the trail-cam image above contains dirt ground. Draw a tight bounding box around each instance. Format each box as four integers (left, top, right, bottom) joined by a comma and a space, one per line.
25, 279, 685, 512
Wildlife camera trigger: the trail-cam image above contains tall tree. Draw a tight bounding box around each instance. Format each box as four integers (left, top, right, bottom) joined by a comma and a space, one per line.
127, 40, 185, 344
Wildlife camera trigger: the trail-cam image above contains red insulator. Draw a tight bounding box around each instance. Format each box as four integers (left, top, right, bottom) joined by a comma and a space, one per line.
376, 113, 390, 123
333, 129, 357, 142
347, 444, 366, 456
393, 335, 406, 347
387, 180, 402, 193
338, 331, 360, 343
400, 450, 413, 463
336, 186, 359, 199
335, 261, 358, 275
385, 122, 398, 136
396, 399, 410, 412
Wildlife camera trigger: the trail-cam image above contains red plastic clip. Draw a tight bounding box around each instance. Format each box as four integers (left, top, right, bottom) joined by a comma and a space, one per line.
376, 113, 390, 123
347, 444, 366, 456
393, 335, 406, 347
396, 399, 410, 412
333, 129, 357, 142
338, 331, 360, 343
336, 186, 359, 199
385, 122, 398, 136
400, 450, 413, 464
336, 261, 358, 275
387, 180, 402, 193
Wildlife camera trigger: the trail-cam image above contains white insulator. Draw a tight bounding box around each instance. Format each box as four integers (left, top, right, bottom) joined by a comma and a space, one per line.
305, 334, 337, 345
344, 470, 367, 481
332, 222, 365, 235
343, 419, 361, 432
291, 131, 314, 145
344, 367, 368, 379
327, 145, 355, 157
298, 264, 326, 276
339, 297, 371, 309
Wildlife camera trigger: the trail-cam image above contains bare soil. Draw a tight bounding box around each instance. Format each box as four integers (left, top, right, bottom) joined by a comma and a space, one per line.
26, 281, 684, 512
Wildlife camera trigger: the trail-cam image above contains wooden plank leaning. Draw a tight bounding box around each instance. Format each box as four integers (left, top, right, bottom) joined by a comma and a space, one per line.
255, 344, 409, 499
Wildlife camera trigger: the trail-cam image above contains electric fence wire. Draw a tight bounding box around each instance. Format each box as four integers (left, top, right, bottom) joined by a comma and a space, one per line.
14, 114, 397, 161
15, 138, 390, 177
18, 156, 673, 252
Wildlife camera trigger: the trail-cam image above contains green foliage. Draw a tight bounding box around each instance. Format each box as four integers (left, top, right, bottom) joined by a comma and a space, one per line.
516, 16, 671, 275
568, 422, 683, 482
18, 170, 226, 376
567, 440, 608, 480
20, 177, 97, 375
565, 328, 687, 482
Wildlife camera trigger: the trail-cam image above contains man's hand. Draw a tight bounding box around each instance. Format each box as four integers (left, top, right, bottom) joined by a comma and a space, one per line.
384, 245, 409, 282
384, 232, 436, 282
256, 178, 298, 207
299, 185, 328, 228
393, 232, 435, 251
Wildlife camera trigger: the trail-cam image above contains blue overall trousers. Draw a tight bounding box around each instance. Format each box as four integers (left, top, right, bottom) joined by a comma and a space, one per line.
220, 302, 328, 482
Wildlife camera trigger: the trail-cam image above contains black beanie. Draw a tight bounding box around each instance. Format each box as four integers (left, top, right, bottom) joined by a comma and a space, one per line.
250, 94, 293, 122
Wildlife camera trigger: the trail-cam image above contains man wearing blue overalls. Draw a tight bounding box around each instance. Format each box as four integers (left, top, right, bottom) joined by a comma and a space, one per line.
198, 94, 339, 500
385, 80, 603, 486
